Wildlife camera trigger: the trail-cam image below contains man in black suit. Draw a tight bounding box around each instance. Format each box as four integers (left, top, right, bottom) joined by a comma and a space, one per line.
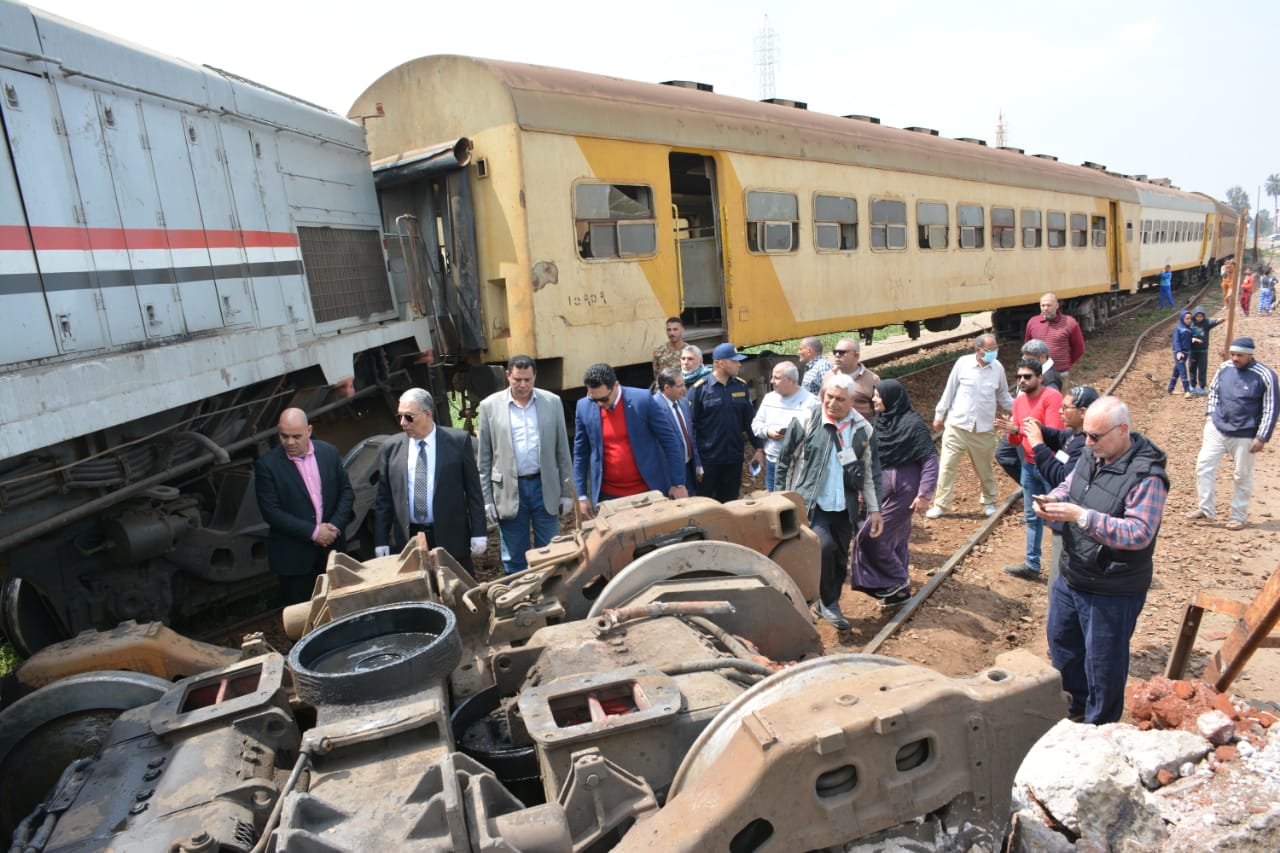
374, 387, 487, 576
254, 408, 355, 604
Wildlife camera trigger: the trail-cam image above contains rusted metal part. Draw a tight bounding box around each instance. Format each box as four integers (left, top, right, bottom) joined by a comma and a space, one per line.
619, 650, 1065, 852
16, 620, 241, 688
592, 600, 734, 635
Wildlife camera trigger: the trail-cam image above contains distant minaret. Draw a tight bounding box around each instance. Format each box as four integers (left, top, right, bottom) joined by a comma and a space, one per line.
755, 16, 779, 100
996, 110, 1008, 148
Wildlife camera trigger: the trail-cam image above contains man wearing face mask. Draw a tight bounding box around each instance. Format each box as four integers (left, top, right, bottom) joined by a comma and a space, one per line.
1024, 293, 1085, 389
926, 333, 1014, 519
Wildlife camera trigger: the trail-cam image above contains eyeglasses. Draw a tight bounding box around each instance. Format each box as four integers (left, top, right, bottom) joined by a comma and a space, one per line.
588, 388, 613, 407
1084, 424, 1121, 443
397, 413, 415, 422
833, 349, 852, 356
1016, 374, 1036, 380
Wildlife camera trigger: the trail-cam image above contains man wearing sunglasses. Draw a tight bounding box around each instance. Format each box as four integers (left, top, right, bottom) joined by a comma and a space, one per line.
373, 388, 487, 576
1033, 395, 1168, 724
830, 338, 879, 422
997, 360, 1063, 581
573, 362, 688, 519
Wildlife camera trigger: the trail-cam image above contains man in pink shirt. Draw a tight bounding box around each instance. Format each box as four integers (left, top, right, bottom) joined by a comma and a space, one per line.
254, 408, 354, 604
997, 360, 1063, 580
1024, 293, 1085, 387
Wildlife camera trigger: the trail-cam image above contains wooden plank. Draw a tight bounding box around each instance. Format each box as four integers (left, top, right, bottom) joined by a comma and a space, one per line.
1205, 564, 1280, 692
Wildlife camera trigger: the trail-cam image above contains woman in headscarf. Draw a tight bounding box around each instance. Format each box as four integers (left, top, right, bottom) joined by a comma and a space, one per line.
849, 379, 937, 607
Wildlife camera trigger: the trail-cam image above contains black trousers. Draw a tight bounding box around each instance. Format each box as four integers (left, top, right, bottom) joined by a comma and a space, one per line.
700, 463, 741, 503
811, 506, 853, 608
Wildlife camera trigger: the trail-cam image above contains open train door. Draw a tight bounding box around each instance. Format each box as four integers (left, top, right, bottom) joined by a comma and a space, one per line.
1108, 201, 1122, 288
668, 152, 726, 341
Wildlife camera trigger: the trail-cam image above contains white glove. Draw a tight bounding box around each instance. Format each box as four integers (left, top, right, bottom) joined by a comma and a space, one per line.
560, 497, 573, 515
470, 536, 488, 557
374, 545, 390, 558
485, 503, 498, 525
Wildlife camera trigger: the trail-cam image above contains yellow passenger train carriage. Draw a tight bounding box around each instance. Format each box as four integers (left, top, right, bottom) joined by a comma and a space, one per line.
353, 55, 1231, 393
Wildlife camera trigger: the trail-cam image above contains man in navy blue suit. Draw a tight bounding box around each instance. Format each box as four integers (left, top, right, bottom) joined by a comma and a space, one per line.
655, 367, 700, 496
254, 408, 355, 604
573, 363, 688, 519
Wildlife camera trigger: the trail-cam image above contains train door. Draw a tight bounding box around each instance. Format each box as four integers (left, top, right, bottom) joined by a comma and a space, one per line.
1109, 201, 1121, 288
0, 69, 109, 356
668, 152, 725, 335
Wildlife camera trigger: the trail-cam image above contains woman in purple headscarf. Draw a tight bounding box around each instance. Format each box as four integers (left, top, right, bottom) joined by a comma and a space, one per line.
849, 379, 938, 607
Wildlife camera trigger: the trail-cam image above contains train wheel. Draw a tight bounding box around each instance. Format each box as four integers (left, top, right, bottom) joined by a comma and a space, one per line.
584, 540, 810, 621
667, 653, 905, 798
0, 670, 171, 840
1, 578, 69, 658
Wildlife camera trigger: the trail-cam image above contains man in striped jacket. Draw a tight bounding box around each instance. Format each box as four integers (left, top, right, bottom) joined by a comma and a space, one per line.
1187, 337, 1278, 531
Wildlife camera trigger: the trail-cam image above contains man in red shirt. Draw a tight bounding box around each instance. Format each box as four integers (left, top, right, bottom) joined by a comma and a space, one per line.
573, 363, 688, 519
997, 360, 1063, 580
1024, 293, 1085, 388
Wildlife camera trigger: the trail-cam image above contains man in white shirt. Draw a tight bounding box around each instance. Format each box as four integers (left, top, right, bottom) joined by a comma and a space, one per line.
831, 338, 879, 422
926, 333, 1014, 519
752, 361, 818, 490
655, 367, 700, 495
478, 355, 573, 574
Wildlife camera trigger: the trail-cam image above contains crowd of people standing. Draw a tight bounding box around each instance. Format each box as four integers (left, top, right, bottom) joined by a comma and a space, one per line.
255, 284, 1276, 728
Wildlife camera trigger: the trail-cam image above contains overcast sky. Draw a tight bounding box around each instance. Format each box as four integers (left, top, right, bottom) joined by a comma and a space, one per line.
21, 0, 1279, 213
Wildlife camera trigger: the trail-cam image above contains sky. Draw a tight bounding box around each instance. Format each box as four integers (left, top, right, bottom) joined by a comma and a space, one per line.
19, 0, 1280, 215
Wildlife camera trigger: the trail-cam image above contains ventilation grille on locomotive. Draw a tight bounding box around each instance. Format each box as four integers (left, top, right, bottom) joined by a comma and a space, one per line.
297, 227, 392, 322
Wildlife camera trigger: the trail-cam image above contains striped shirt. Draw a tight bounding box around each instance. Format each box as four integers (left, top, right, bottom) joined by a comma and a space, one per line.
1048, 471, 1167, 550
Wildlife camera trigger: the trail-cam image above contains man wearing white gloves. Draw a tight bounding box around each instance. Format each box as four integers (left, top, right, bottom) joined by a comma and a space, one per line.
374, 387, 487, 576
478, 355, 574, 574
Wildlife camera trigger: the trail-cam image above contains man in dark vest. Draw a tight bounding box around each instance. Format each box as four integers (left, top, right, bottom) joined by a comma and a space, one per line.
1033, 395, 1168, 724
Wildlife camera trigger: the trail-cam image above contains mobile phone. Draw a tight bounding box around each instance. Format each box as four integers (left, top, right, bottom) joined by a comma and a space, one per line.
1032, 494, 1050, 506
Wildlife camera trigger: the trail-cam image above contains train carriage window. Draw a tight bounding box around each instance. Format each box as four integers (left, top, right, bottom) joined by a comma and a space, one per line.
958, 204, 984, 249
814, 194, 858, 251
1070, 214, 1088, 248
1047, 211, 1066, 248
1175, 221, 1183, 242
574, 183, 658, 260
1160, 220, 1169, 243
870, 198, 907, 250
1021, 209, 1042, 248
1126, 221, 1133, 243
747, 190, 800, 253
1141, 219, 1150, 244
1092, 216, 1107, 247
992, 207, 1016, 249
917, 201, 948, 249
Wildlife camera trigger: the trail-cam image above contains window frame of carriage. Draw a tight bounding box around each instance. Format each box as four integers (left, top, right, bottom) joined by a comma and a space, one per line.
572, 182, 659, 260
1021, 208, 1043, 249
992, 206, 1016, 249
813, 193, 858, 252
870, 197, 908, 251
916, 200, 948, 250
746, 189, 800, 254
957, 203, 984, 249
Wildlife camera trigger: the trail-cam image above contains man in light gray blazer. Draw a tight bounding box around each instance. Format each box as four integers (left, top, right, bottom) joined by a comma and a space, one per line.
477, 355, 574, 573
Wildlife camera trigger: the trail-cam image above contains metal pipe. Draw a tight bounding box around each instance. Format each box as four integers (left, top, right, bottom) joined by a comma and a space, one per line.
173, 431, 231, 464
248, 747, 312, 853
659, 659, 773, 678
685, 615, 758, 663
591, 601, 735, 635
0, 386, 380, 553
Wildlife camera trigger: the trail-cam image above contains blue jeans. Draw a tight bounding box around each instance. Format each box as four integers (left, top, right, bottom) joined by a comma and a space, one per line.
498, 476, 560, 574
765, 460, 777, 491
1158, 284, 1173, 310
1020, 461, 1048, 571
1047, 574, 1147, 723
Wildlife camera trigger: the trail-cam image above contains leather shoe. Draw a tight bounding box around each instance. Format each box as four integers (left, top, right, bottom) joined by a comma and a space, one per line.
1003, 564, 1041, 581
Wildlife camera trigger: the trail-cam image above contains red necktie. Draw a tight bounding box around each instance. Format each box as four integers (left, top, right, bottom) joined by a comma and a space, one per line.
673, 402, 693, 460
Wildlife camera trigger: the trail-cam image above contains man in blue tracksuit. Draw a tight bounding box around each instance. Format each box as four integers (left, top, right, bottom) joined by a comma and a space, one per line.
1158, 265, 1174, 310
1188, 337, 1278, 530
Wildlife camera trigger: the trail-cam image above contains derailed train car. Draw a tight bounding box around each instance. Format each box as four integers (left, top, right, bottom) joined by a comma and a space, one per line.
1, 504, 1067, 851
353, 54, 1238, 394
0, 6, 440, 652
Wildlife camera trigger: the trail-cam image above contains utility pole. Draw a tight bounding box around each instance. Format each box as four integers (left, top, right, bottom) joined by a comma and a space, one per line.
754, 17, 778, 101
996, 111, 1008, 148
1222, 205, 1249, 360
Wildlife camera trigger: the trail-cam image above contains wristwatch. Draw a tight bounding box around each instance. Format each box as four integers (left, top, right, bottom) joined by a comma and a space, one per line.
1075, 509, 1090, 529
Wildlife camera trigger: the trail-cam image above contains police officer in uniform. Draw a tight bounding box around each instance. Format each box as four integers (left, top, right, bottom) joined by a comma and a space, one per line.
686, 342, 765, 502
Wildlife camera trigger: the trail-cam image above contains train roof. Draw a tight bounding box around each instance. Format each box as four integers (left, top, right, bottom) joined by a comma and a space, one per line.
1128, 181, 1217, 213
356, 55, 1205, 206
1, 3, 368, 150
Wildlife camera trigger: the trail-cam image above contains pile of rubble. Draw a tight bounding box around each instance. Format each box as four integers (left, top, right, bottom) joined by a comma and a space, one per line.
1008, 677, 1280, 851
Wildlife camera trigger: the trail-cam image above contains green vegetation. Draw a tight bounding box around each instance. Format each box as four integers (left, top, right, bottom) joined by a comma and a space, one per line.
741, 325, 908, 357
1, 639, 17, 678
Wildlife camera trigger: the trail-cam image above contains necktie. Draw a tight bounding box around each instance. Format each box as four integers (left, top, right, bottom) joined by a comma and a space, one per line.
414, 439, 429, 523
673, 402, 693, 461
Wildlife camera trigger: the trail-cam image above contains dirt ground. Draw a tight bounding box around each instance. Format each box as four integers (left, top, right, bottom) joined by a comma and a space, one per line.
821, 287, 1280, 711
